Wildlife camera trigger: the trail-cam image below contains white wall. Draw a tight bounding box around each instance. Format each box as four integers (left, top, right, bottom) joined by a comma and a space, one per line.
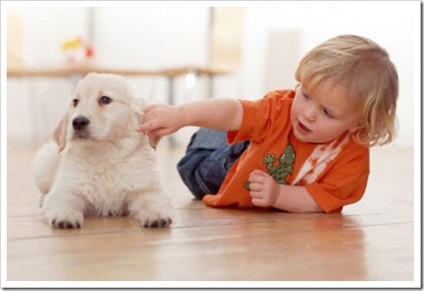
12, 7, 88, 67
4, 1, 419, 148
94, 7, 209, 69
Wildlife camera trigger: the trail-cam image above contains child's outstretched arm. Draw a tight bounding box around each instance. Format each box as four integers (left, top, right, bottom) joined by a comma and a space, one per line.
137, 98, 243, 138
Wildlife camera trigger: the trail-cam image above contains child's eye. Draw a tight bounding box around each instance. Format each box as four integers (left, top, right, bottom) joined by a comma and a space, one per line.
323, 108, 334, 118
302, 91, 311, 100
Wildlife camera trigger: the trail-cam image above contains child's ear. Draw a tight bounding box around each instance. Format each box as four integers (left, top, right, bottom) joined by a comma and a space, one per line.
348, 121, 365, 133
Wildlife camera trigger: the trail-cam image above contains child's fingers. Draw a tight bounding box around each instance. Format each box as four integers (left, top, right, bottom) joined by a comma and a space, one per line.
145, 126, 176, 137
144, 104, 153, 111
248, 169, 268, 183
136, 122, 154, 132
136, 125, 146, 132
143, 104, 157, 113
250, 169, 268, 177
248, 182, 262, 192
251, 198, 267, 207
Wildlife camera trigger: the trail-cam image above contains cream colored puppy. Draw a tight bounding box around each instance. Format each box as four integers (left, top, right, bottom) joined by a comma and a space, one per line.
33, 73, 173, 229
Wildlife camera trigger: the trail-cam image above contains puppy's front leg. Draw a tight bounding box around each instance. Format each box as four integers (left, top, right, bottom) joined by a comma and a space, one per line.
129, 191, 174, 228
41, 189, 86, 229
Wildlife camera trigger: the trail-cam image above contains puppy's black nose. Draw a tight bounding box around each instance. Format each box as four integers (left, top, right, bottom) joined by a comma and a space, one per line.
72, 116, 90, 131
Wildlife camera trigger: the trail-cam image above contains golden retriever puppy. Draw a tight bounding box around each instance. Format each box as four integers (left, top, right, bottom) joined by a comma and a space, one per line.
33, 73, 173, 228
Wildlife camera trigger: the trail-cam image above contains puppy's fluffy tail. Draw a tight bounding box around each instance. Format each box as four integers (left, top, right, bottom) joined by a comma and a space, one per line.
33, 140, 61, 195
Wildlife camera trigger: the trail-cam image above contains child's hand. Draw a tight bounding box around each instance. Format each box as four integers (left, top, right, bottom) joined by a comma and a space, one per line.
137, 104, 183, 137
248, 169, 280, 208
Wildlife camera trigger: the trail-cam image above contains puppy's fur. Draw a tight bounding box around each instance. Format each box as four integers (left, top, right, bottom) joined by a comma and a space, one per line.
33, 73, 173, 229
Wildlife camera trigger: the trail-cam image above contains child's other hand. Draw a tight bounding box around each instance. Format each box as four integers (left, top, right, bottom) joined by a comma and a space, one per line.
136, 104, 182, 137
248, 169, 280, 208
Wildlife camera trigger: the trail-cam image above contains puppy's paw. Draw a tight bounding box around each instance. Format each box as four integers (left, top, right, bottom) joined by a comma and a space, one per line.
42, 208, 84, 229
136, 207, 173, 228
130, 193, 174, 228
143, 216, 173, 228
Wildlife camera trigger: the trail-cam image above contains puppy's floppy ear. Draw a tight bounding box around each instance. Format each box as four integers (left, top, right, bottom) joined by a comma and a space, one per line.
148, 135, 161, 150
52, 110, 70, 153
133, 98, 161, 150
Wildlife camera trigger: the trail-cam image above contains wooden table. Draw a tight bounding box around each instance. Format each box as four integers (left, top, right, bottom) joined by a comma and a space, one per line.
6, 65, 230, 78
7, 65, 232, 103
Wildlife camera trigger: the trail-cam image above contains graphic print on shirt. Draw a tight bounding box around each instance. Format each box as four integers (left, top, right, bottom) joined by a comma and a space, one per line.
244, 143, 296, 190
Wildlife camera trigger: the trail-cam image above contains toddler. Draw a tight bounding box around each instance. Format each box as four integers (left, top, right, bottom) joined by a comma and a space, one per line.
137, 34, 398, 213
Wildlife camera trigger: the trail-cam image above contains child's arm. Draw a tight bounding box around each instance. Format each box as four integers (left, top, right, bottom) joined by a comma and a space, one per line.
137, 98, 243, 137
248, 170, 322, 213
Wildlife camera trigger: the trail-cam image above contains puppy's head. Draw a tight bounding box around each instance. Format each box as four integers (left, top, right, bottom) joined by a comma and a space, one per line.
53, 73, 159, 151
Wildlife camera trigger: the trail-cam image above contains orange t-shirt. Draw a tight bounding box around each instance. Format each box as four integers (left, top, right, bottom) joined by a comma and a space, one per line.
203, 90, 370, 213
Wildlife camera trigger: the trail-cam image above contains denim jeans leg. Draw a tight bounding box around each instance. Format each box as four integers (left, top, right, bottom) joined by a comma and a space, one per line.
177, 128, 249, 199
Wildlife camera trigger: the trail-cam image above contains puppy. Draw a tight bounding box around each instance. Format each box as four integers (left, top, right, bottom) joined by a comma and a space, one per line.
33, 73, 173, 229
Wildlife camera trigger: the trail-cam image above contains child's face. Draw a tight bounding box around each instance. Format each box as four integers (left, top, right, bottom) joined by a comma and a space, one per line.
291, 82, 362, 144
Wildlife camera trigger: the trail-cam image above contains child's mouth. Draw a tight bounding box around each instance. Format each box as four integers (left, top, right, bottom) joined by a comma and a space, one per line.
297, 121, 311, 133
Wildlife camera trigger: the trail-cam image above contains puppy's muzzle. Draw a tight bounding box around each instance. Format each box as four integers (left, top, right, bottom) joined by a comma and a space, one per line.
73, 116, 90, 131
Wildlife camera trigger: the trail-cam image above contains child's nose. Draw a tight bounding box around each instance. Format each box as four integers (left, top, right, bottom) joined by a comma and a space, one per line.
302, 106, 316, 122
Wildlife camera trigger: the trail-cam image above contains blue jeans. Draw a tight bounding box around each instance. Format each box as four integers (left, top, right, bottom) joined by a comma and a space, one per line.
177, 128, 250, 199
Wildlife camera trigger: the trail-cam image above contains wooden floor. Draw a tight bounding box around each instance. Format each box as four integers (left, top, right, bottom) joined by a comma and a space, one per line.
4, 138, 419, 288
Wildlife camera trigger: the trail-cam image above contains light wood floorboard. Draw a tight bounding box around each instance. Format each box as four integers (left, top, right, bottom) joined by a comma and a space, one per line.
4, 140, 417, 287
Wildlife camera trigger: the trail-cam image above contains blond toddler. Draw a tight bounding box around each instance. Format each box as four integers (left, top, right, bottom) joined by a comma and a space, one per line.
137, 35, 398, 213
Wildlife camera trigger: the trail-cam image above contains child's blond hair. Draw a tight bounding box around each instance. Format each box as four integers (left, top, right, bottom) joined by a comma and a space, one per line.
295, 35, 399, 146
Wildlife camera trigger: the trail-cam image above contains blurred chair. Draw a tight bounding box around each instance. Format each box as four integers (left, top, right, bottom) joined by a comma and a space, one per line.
183, 7, 245, 99
209, 7, 244, 72
7, 12, 24, 69
205, 7, 245, 98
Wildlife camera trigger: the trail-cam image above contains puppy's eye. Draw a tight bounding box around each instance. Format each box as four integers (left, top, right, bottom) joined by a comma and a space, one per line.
99, 96, 112, 105
73, 99, 79, 107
